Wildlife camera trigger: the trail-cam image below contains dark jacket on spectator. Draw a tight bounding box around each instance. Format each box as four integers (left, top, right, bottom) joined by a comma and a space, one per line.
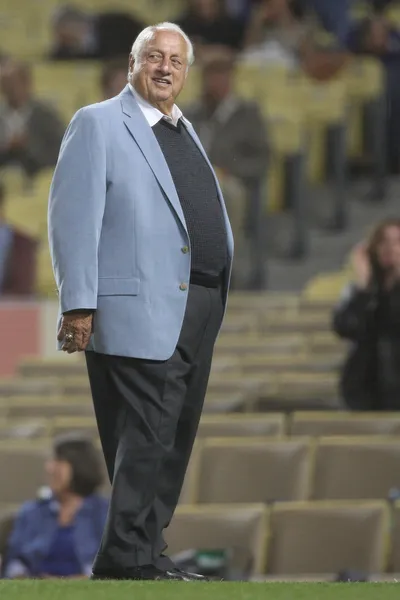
50, 12, 144, 60
0, 101, 64, 177
184, 96, 268, 186
176, 12, 246, 50
333, 282, 400, 410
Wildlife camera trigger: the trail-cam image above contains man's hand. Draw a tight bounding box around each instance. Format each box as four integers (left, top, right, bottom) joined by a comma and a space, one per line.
57, 312, 94, 353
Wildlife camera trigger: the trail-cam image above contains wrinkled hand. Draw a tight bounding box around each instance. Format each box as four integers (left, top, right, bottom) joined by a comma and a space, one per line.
57, 312, 93, 353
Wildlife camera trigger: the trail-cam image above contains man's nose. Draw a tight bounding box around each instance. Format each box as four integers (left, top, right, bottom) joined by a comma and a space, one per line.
159, 60, 171, 74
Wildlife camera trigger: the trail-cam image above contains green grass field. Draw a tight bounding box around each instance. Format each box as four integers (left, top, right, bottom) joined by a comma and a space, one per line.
1, 581, 400, 600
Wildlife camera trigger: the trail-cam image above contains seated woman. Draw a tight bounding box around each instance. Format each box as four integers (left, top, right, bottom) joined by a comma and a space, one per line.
3, 433, 108, 578
333, 218, 400, 411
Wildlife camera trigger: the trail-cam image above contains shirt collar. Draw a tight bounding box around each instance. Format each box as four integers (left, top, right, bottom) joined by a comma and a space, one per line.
128, 83, 188, 128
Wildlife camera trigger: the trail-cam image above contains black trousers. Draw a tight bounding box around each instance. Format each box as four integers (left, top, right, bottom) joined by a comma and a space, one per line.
85, 283, 223, 575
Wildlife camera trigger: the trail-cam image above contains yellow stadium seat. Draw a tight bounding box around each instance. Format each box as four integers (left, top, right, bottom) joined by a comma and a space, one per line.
166, 504, 269, 576
196, 437, 313, 504
36, 241, 56, 297
197, 413, 287, 439
267, 500, 389, 575
303, 268, 352, 302
51, 416, 98, 438
290, 412, 400, 437
313, 436, 400, 500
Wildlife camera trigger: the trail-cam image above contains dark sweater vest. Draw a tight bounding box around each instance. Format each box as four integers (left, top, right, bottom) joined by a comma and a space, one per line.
152, 118, 227, 279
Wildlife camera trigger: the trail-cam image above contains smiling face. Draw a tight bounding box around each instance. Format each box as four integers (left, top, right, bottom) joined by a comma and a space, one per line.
129, 30, 188, 115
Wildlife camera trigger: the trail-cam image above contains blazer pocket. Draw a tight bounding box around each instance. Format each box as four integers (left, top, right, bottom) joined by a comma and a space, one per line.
97, 277, 140, 296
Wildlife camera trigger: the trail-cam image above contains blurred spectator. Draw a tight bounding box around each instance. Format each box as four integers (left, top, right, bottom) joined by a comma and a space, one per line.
3, 434, 108, 579
333, 219, 400, 411
350, 16, 400, 174
184, 49, 268, 287
0, 60, 64, 178
50, 5, 145, 61
242, 0, 309, 67
296, 0, 351, 80
100, 59, 128, 100
306, 0, 352, 48
185, 49, 268, 193
176, 0, 247, 54
0, 183, 37, 297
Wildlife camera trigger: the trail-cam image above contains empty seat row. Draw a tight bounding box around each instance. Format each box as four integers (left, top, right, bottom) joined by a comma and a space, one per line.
1, 435, 400, 505
181, 436, 400, 505
1, 500, 398, 576
3, 409, 400, 438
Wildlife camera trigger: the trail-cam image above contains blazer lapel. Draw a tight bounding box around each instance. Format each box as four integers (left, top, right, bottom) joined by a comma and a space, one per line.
119, 87, 187, 232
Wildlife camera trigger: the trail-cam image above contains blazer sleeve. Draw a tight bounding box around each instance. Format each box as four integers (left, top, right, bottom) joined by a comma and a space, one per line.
48, 107, 107, 313
332, 283, 377, 342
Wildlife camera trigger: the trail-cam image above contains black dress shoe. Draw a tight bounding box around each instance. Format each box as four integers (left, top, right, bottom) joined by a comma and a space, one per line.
91, 565, 207, 581
91, 565, 182, 581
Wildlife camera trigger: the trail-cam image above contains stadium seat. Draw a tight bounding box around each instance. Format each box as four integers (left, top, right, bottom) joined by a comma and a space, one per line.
313, 437, 400, 500
215, 334, 306, 357
4, 398, 94, 420
0, 378, 59, 398
267, 500, 389, 575
291, 412, 400, 437
196, 437, 313, 504
0, 507, 17, 566
58, 377, 91, 396
0, 419, 49, 440
303, 268, 352, 302
165, 503, 269, 577
197, 414, 286, 438
18, 357, 87, 379
0, 444, 48, 504
179, 440, 202, 505
261, 310, 331, 334
388, 502, 400, 573
51, 416, 99, 439
239, 352, 342, 375
203, 391, 249, 414
4, 193, 47, 237
261, 372, 339, 410
206, 375, 269, 411
37, 242, 57, 297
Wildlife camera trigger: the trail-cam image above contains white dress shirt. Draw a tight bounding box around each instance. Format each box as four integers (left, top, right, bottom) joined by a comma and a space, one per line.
128, 83, 188, 128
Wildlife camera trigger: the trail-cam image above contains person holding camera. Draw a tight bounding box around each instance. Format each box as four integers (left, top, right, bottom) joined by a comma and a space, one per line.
333, 218, 400, 411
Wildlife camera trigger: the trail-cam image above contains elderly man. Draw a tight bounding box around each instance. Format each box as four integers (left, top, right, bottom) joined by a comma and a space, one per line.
48, 23, 233, 581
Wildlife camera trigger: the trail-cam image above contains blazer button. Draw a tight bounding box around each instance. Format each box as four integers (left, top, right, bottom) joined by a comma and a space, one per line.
179, 283, 188, 291
181, 246, 189, 254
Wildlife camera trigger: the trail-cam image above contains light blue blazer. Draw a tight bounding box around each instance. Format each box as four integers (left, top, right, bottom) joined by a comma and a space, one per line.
48, 85, 233, 360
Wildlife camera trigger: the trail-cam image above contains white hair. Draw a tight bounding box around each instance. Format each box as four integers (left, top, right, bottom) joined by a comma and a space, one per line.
129, 22, 194, 80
